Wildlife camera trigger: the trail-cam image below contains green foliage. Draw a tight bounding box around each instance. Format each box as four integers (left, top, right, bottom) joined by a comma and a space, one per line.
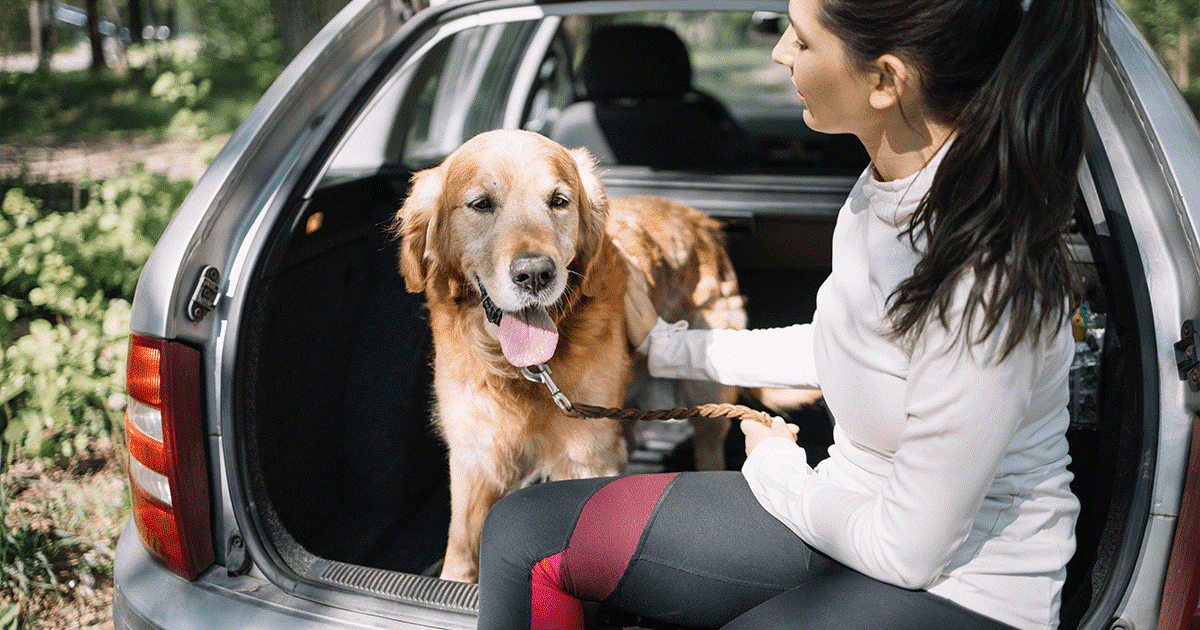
0, 34, 278, 142
193, 0, 283, 88
1183, 84, 1200, 123
0, 70, 179, 140
0, 481, 75, 602
0, 0, 285, 143
1119, 0, 1199, 92
0, 169, 188, 463
0, 602, 14, 630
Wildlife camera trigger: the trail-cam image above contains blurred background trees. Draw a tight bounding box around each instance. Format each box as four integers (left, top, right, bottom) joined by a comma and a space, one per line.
0, 0, 1196, 133
5, 0, 355, 71
1119, 0, 1197, 89
1119, 0, 1200, 116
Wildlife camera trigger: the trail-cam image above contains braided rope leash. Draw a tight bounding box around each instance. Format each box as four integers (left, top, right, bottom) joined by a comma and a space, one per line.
567, 402, 774, 426
521, 364, 774, 427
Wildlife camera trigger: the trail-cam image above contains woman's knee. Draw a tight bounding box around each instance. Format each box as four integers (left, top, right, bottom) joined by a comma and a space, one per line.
479, 477, 615, 574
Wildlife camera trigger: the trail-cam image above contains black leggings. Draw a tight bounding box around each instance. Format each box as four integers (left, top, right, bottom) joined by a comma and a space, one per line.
477, 472, 1019, 630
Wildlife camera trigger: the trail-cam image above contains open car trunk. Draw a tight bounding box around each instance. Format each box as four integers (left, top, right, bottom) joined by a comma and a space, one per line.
232, 125, 1152, 627
235, 164, 847, 575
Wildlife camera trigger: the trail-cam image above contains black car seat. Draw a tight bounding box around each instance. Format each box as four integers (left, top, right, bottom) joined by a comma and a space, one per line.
550, 24, 752, 170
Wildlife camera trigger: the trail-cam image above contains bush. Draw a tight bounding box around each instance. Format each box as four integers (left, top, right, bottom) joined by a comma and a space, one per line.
0, 169, 188, 464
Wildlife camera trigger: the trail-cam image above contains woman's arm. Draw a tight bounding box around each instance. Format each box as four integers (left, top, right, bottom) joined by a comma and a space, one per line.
640, 318, 821, 389
625, 262, 821, 389
742, 311, 1052, 589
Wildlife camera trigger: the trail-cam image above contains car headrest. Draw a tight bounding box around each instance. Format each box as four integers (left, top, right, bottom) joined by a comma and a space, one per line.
579, 25, 693, 100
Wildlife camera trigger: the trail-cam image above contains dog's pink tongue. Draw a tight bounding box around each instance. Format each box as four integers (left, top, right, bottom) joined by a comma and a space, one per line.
498, 307, 558, 367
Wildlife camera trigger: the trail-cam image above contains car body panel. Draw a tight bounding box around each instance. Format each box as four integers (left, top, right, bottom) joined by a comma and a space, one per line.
1092, 5, 1200, 514
1080, 8, 1200, 630
1089, 1, 1199, 518
114, 522, 470, 630
129, 0, 408, 344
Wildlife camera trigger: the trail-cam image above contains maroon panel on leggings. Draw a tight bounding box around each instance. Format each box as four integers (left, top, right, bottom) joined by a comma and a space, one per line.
559, 473, 679, 601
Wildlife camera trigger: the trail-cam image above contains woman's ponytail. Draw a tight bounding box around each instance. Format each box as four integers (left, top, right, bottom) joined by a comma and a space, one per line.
821, 0, 1100, 357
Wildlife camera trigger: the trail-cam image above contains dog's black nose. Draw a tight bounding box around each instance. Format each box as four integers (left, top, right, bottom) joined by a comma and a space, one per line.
510, 254, 556, 294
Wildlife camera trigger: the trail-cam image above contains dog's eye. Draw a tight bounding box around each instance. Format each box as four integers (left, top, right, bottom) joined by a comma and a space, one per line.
470, 197, 494, 213
549, 194, 570, 209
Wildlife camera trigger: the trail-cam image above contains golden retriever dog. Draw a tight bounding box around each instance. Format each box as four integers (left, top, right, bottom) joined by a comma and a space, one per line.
393, 129, 745, 583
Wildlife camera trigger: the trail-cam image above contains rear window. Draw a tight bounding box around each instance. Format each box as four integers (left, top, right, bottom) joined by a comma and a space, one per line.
321, 8, 865, 185
577, 11, 798, 108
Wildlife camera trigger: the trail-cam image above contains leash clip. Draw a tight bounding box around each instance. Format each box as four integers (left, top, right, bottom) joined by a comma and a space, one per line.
522, 364, 574, 413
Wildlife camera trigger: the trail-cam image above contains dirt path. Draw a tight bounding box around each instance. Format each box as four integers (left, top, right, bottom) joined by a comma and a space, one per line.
0, 41, 94, 74
0, 135, 229, 183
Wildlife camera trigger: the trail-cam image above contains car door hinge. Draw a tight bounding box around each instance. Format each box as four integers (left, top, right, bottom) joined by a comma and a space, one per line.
1174, 319, 1200, 392
187, 266, 221, 322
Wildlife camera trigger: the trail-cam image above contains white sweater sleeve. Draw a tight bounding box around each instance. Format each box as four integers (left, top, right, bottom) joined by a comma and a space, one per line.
639, 317, 820, 389
741, 315, 1040, 589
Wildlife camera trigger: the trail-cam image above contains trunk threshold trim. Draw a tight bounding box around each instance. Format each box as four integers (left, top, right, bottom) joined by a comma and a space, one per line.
312, 559, 479, 614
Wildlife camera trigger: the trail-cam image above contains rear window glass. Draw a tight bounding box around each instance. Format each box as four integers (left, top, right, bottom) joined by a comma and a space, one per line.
569, 11, 798, 108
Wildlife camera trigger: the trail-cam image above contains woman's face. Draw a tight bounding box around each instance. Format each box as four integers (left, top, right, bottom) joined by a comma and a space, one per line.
772, 0, 879, 137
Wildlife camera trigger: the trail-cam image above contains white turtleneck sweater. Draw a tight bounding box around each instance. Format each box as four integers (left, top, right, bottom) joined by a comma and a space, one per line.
640, 146, 1079, 630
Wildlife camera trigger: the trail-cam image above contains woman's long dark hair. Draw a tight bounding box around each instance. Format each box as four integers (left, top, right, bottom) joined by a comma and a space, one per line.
821, 0, 1099, 358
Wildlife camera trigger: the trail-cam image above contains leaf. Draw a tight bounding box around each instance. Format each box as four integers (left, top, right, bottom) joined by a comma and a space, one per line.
0, 379, 27, 407
0, 602, 18, 630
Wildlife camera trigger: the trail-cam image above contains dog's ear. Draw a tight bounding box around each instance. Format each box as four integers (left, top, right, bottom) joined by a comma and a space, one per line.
394, 166, 454, 295
568, 147, 610, 297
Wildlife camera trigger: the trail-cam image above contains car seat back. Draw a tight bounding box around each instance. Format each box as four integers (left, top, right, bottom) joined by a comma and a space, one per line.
551, 24, 749, 170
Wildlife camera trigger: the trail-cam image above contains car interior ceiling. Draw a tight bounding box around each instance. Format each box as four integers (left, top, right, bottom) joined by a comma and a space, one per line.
238, 19, 1142, 630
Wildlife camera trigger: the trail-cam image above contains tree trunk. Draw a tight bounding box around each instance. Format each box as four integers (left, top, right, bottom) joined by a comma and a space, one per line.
129, 0, 144, 43
86, 0, 104, 72
144, 0, 159, 32
28, 0, 55, 72
1180, 20, 1191, 90
271, 0, 308, 63
163, 0, 175, 37
103, 0, 127, 73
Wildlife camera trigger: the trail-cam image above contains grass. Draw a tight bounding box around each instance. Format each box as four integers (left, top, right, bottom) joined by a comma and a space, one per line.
1, 442, 127, 629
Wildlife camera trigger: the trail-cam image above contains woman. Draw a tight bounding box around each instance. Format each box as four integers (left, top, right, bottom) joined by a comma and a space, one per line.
477, 0, 1098, 628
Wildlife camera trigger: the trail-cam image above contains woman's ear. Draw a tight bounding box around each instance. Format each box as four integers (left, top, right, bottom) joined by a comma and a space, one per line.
394, 166, 446, 294
568, 147, 611, 297
869, 53, 910, 112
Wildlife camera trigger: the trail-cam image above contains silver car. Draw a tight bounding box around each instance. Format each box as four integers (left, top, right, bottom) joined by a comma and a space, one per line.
112, 1, 1200, 629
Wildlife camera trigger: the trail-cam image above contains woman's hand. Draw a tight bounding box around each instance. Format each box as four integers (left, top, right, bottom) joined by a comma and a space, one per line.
741, 417, 800, 457
624, 265, 658, 349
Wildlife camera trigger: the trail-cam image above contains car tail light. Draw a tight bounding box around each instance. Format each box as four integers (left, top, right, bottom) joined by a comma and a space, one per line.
1158, 414, 1200, 630
125, 334, 214, 580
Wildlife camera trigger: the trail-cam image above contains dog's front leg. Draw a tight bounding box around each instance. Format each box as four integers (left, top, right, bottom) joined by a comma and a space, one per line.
440, 456, 507, 583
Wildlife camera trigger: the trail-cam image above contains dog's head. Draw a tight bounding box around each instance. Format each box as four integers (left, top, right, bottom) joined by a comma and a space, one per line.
393, 129, 609, 366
